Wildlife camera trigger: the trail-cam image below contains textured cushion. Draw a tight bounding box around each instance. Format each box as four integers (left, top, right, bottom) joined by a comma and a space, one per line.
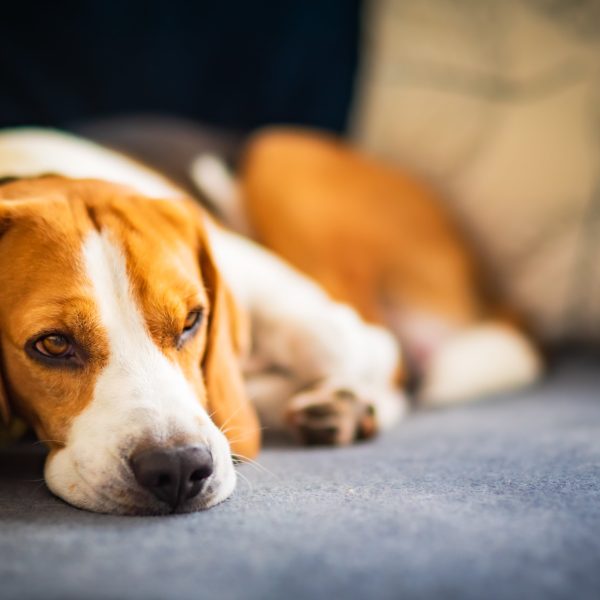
352, 0, 600, 342
1, 356, 598, 600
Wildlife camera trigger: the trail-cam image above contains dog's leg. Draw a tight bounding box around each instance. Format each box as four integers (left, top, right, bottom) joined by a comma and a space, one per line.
385, 306, 542, 405
418, 321, 542, 406
243, 370, 298, 432
208, 224, 406, 444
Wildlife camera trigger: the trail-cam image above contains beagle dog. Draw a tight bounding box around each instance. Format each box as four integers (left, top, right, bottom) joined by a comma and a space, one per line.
193, 127, 542, 405
0, 129, 403, 515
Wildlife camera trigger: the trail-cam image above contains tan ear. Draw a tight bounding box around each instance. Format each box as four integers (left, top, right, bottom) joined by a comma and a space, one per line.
200, 229, 261, 460
0, 203, 12, 424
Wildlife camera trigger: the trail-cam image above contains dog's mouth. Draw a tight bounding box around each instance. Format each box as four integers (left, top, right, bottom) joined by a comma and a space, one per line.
43, 442, 237, 516
84, 477, 225, 516
53, 469, 234, 516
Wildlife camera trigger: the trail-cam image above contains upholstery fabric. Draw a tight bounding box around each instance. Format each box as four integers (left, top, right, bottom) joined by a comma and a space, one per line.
352, 0, 600, 341
1, 357, 598, 600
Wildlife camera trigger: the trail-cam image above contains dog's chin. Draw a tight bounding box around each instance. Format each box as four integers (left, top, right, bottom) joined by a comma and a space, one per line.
44, 448, 238, 516
46, 473, 237, 516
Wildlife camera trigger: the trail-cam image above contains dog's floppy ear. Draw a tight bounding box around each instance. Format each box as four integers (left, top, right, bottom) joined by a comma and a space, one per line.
0, 200, 13, 424
0, 186, 37, 427
199, 223, 261, 459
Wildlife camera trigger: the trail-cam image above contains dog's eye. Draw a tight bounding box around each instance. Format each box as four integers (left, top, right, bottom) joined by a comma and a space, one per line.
182, 310, 202, 334
34, 334, 73, 358
177, 310, 203, 349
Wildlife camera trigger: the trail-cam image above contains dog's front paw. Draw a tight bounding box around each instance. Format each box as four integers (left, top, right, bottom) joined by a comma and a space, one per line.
285, 385, 377, 446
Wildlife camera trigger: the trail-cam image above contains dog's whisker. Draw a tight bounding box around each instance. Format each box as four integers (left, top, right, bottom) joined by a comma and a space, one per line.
217, 404, 246, 434
225, 427, 269, 446
219, 425, 244, 436
232, 454, 277, 478
25, 480, 49, 502
223, 423, 269, 438
238, 457, 272, 474
225, 436, 250, 446
31, 439, 63, 447
220, 423, 270, 438
235, 470, 253, 493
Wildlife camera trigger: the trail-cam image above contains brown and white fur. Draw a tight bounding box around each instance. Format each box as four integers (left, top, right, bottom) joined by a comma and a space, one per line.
192, 128, 542, 406
0, 129, 403, 515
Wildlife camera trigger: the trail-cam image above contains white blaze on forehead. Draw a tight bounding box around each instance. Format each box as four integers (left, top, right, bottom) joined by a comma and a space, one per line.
83, 230, 152, 360
80, 229, 207, 436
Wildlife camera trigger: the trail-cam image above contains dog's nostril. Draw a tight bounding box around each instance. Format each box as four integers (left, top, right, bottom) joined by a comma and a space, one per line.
130, 445, 213, 510
190, 467, 211, 482
156, 474, 172, 487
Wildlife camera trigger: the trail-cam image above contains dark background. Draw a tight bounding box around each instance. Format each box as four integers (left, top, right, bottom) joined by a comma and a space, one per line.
0, 0, 361, 133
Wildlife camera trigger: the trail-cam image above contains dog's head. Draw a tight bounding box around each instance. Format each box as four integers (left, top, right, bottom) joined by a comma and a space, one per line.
0, 176, 260, 514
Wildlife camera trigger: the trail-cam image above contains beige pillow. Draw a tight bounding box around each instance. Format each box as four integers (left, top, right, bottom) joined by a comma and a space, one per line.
352, 0, 600, 342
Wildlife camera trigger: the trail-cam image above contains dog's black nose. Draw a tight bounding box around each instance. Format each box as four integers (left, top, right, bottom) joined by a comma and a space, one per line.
131, 445, 213, 510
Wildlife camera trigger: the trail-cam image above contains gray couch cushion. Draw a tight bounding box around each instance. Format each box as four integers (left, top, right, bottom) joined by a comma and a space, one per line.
1, 357, 599, 600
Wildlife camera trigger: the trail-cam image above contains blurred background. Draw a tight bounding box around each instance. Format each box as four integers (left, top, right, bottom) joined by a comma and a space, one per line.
1, 0, 600, 344
0, 0, 360, 132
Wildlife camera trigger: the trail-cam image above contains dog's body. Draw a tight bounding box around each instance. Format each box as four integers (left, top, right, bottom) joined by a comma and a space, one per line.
0, 128, 543, 515
0, 129, 403, 514
195, 128, 542, 406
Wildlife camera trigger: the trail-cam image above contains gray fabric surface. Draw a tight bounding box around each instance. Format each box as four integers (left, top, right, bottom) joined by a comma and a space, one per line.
1, 357, 599, 600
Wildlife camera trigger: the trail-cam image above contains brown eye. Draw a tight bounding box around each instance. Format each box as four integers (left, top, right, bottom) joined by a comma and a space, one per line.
35, 334, 72, 358
182, 310, 202, 334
